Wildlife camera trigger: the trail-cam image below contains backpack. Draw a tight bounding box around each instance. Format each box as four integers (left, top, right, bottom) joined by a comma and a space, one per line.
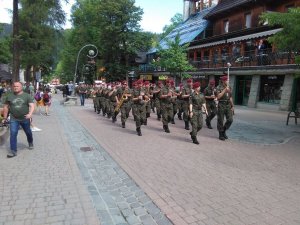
34, 92, 41, 101
43, 92, 50, 103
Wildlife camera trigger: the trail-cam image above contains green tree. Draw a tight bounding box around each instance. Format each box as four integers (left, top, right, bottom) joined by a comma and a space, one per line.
260, 7, 300, 50
160, 13, 183, 39
97, 0, 143, 81
261, 7, 300, 78
154, 33, 194, 84
0, 36, 11, 64
18, 0, 66, 81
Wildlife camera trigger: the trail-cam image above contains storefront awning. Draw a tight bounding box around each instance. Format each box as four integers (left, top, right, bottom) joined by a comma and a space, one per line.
188, 40, 226, 50
227, 28, 283, 43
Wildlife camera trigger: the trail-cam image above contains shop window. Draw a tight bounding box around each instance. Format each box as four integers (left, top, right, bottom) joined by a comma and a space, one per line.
245, 13, 252, 28
259, 75, 285, 104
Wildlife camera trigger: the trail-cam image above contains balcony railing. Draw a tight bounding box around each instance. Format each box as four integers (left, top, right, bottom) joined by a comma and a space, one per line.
139, 49, 299, 72
189, 49, 298, 69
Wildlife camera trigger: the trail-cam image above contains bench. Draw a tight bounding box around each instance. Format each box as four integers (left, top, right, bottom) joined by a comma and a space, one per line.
286, 110, 300, 125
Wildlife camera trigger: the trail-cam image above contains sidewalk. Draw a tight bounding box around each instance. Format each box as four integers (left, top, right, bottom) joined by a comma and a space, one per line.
0, 96, 172, 225
0, 104, 100, 225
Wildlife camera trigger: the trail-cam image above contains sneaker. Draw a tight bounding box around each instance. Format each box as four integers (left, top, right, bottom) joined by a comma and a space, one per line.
31, 127, 42, 132
7, 152, 17, 158
28, 143, 34, 150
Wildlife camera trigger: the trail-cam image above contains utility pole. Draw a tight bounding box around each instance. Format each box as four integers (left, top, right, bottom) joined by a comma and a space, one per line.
12, 0, 20, 82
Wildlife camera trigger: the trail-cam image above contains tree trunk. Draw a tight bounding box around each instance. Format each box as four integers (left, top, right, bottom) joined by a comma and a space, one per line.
12, 0, 20, 82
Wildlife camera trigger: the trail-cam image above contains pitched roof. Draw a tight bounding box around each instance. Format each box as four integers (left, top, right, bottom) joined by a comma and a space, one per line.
205, 0, 254, 19
148, 6, 215, 54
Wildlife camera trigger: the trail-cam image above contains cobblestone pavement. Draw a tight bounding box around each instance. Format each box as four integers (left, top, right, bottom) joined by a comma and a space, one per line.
0, 96, 172, 225
0, 100, 100, 225
70, 98, 300, 225
1, 94, 300, 225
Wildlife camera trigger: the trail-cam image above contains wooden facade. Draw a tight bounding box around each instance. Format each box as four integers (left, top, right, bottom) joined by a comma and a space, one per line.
141, 0, 300, 111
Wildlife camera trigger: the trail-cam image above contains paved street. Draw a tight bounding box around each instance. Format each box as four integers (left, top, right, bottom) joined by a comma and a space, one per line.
1, 93, 300, 225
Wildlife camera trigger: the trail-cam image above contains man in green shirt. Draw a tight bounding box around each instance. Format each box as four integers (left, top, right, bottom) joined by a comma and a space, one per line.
1, 82, 35, 158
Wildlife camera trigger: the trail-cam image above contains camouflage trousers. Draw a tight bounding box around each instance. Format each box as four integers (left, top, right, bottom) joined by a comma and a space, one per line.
217, 103, 233, 132
132, 104, 146, 128
190, 109, 203, 136
161, 103, 173, 126
206, 101, 217, 121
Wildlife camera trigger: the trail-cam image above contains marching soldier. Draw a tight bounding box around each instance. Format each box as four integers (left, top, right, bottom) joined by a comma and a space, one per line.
152, 81, 163, 120
181, 78, 193, 130
216, 74, 234, 140
132, 79, 147, 136
159, 79, 174, 133
204, 80, 217, 129
115, 81, 132, 128
169, 80, 179, 124
189, 82, 207, 144
176, 83, 184, 120
143, 81, 152, 122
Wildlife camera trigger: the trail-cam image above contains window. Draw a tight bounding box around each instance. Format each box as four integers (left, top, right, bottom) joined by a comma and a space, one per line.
245, 13, 252, 28
223, 20, 229, 33
259, 75, 285, 104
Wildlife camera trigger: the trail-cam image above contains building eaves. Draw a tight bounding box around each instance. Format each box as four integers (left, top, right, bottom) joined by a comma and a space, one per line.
204, 0, 254, 19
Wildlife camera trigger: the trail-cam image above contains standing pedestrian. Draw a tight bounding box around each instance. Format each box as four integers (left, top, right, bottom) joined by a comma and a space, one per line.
1, 82, 35, 158
78, 83, 88, 106
216, 75, 234, 140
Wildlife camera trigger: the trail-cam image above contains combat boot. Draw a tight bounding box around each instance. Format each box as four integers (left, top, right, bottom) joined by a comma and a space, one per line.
146, 112, 150, 118
171, 117, 175, 124
184, 121, 190, 130
206, 118, 213, 129
191, 136, 199, 145
122, 122, 125, 128
223, 129, 228, 139
112, 113, 117, 123
144, 119, 147, 126
157, 114, 161, 121
165, 125, 170, 133
178, 113, 182, 120
136, 127, 142, 136
163, 125, 170, 133
219, 131, 225, 141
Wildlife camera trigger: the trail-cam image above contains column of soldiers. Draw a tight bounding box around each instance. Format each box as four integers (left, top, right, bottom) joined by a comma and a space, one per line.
90, 74, 234, 143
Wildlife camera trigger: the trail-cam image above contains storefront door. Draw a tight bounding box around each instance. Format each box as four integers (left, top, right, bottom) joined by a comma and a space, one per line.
235, 76, 252, 105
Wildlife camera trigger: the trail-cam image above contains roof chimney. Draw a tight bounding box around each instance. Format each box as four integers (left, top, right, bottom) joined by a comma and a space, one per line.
183, 0, 190, 21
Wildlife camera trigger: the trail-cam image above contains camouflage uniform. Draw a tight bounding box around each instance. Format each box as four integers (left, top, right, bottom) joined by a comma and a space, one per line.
181, 84, 193, 130
204, 84, 217, 129
159, 84, 173, 133
153, 85, 162, 120
115, 87, 132, 128
132, 87, 146, 136
176, 86, 184, 120
216, 82, 233, 140
189, 90, 206, 144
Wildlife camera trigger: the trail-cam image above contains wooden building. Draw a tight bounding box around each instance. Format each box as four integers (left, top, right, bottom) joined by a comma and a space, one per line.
142, 0, 300, 111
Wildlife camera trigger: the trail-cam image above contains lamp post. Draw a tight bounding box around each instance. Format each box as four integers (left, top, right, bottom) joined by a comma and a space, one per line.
72, 44, 98, 96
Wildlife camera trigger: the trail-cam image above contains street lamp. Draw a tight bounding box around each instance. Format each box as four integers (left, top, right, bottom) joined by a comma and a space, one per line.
72, 44, 98, 96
